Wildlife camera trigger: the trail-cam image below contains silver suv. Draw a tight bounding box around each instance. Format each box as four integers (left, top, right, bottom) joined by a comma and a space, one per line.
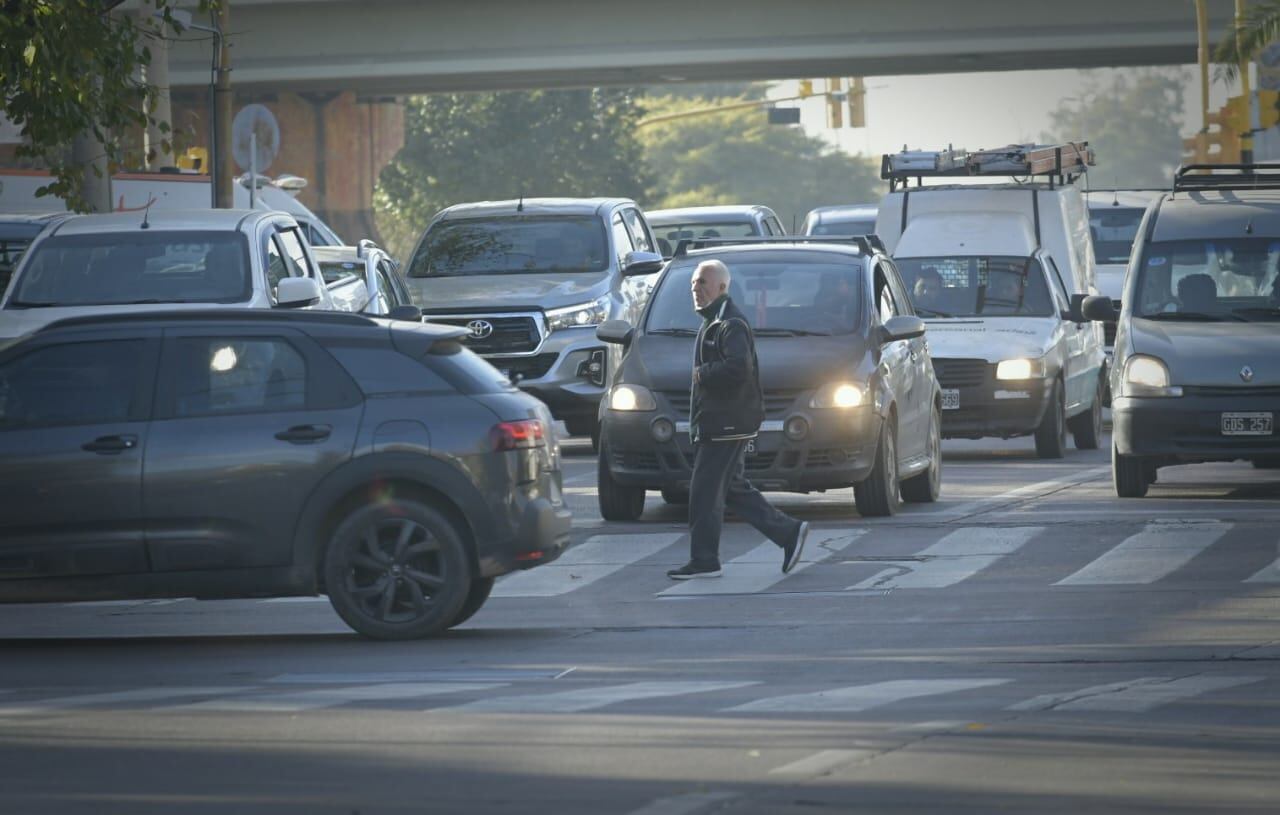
1084, 164, 1280, 496
403, 198, 664, 444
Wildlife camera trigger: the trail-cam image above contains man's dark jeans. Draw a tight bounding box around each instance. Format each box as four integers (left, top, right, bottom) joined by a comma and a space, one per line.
689, 438, 801, 568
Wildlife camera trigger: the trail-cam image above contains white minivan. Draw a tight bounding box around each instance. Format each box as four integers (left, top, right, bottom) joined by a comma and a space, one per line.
875, 144, 1106, 458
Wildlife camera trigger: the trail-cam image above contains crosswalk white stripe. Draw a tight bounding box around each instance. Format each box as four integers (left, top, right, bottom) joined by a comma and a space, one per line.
1010, 676, 1263, 713
660, 528, 865, 597
624, 792, 739, 815
769, 749, 875, 776
1054, 520, 1231, 586
849, 527, 1041, 590
0, 686, 245, 715
442, 681, 757, 714
492, 533, 681, 598
1245, 544, 1280, 583
726, 678, 1010, 713
167, 682, 506, 712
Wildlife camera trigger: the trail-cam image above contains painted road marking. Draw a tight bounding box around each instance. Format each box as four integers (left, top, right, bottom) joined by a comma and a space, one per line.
493, 533, 681, 598
1055, 520, 1231, 585
727, 678, 1010, 714
849, 527, 1042, 590
443, 681, 757, 714
660, 528, 865, 597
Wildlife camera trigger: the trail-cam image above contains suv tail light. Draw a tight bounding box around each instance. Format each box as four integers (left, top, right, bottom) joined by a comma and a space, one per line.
491, 419, 545, 451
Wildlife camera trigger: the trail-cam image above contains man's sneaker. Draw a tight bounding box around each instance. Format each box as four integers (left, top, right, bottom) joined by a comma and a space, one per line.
782, 522, 809, 573
667, 563, 723, 580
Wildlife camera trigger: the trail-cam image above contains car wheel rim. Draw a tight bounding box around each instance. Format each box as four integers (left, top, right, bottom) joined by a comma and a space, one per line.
342, 519, 446, 624
886, 427, 897, 493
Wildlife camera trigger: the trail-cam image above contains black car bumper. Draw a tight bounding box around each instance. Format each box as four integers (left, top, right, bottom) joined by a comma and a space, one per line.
602, 407, 882, 492
1113, 391, 1280, 461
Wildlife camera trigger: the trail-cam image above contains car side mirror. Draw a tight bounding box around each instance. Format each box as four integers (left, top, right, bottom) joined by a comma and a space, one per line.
881, 315, 926, 343
276, 277, 322, 308
1060, 293, 1089, 324
1081, 295, 1118, 322
388, 304, 423, 322
622, 250, 664, 277
596, 319, 634, 346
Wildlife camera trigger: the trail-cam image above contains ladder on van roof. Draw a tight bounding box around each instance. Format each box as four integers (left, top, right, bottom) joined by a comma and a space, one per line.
881, 142, 1094, 192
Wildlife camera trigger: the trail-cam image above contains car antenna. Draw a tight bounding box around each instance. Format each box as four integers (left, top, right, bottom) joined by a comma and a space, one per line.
1111, 177, 1119, 207
140, 198, 154, 230
517, 193, 524, 213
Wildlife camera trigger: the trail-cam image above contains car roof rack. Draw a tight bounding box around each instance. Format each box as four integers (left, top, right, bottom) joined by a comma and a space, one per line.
881, 142, 1094, 191
672, 235, 885, 258
1171, 163, 1280, 193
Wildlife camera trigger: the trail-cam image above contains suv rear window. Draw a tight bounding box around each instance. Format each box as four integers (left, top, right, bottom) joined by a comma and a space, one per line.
409, 216, 608, 277
8, 231, 250, 307
1089, 206, 1146, 265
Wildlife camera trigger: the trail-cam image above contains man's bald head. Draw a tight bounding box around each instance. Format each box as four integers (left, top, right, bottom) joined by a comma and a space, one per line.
691, 259, 731, 310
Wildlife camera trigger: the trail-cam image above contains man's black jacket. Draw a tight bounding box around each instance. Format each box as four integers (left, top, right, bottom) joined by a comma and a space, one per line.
691, 294, 765, 443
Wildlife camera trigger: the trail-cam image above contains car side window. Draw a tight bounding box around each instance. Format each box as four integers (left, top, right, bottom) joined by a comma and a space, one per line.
276, 228, 314, 280
769, 216, 786, 235
265, 236, 292, 302
621, 209, 654, 254
882, 260, 915, 317
759, 217, 775, 236
171, 336, 308, 417
1046, 257, 1071, 309
611, 213, 635, 264
0, 340, 148, 428
874, 266, 900, 324
374, 260, 401, 307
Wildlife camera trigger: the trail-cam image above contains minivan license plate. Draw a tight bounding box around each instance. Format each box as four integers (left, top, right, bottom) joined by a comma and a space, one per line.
941, 389, 960, 410
1222, 412, 1273, 436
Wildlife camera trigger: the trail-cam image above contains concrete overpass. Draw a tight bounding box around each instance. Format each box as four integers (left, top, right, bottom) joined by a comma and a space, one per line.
171, 0, 1234, 95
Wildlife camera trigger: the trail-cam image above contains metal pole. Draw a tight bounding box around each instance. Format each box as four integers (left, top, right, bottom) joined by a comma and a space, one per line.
1238, 0, 1255, 164
214, 3, 233, 208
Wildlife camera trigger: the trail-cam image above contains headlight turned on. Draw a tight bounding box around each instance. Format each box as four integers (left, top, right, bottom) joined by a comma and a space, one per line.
609, 384, 657, 411
546, 295, 611, 332
1122, 354, 1182, 398
995, 357, 1046, 381
810, 382, 865, 409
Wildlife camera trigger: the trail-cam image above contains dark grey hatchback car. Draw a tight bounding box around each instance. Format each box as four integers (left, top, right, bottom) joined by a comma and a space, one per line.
0, 310, 571, 639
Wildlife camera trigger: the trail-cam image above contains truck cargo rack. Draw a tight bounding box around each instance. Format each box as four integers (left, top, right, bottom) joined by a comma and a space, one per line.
881, 142, 1094, 191
672, 235, 885, 258
1172, 163, 1280, 193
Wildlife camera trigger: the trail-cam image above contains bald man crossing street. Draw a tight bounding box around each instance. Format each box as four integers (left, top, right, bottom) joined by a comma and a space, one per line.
668, 259, 810, 580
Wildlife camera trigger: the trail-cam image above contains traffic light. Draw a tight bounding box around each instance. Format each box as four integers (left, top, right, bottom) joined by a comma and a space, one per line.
798, 79, 814, 98
847, 77, 866, 128
1259, 89, 1280, 130
825, 77, 843, 128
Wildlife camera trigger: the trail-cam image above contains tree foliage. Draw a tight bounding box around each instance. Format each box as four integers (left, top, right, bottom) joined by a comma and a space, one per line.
0, 0, 213, 211
1044, 69, 1187, 189
638, 93, 881, 229
1214, 0, 1280, 81
375, 88, 650, 257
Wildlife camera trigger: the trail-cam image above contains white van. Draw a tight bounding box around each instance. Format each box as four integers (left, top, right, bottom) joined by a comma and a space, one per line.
875, 144, 1106, 458
0, 169, 343, 247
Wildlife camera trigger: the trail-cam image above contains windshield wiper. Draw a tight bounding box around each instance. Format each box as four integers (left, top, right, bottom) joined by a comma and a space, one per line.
1230, 306, 1280, 320
754, 327, 833, 337
1142, 311, 1242, 322
914, 306, 953, 318
646, 327, 697, 336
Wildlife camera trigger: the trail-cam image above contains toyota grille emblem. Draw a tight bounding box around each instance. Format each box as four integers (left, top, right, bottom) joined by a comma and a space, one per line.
466, 319, 494, 340
1241, 365, 1255, 383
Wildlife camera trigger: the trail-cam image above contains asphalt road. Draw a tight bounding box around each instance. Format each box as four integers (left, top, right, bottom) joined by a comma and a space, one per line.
2, 431, 1279, 815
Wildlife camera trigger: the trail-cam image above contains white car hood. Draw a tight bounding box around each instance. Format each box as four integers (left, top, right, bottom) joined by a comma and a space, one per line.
923, 317, 1055, 363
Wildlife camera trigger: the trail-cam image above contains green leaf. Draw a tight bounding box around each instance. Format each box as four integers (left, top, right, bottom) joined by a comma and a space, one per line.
23, 43, 35, 66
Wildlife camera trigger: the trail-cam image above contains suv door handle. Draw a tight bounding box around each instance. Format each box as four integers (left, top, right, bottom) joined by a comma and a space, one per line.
275, 424, 332, 443
82, 434, 137, 454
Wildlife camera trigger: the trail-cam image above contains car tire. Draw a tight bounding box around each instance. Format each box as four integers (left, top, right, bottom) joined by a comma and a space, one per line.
598, 440, 646, 521
660, 487, 689, 505
1143, 460, 1160, 483
1034, 380, 1067, 459
901, 405, 941, 503
1068, 375, 1103, 450
448, 576, 495, 629
565, 416, 601, 451
324, 498, 471, 640
1113, 441, 1150, 498
855, 416, 901, 517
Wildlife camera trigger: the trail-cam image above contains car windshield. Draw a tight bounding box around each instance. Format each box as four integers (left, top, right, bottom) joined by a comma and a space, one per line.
651, 221, 757, 256
807, 218, 876, 236
409, 216, 608, 277
318, 260, 362, 285
1090, 206, 1146, 265
1134, 238, 1280, 321
645, 254, 864, 335
7, 231, 250, 307
0, 235, 36, 295
896, 256, 1055, 318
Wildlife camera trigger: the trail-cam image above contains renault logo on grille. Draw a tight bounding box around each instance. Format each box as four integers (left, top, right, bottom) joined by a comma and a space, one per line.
466, 319, 494, 340
1241, 365, 1255, 383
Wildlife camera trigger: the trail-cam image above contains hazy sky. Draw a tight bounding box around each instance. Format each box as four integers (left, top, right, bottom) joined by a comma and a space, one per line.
768, 65, 1243, 160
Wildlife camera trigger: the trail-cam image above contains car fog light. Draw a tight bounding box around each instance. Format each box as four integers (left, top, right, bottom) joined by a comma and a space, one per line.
785, 416, 809, 441
651, 417, 675, 443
